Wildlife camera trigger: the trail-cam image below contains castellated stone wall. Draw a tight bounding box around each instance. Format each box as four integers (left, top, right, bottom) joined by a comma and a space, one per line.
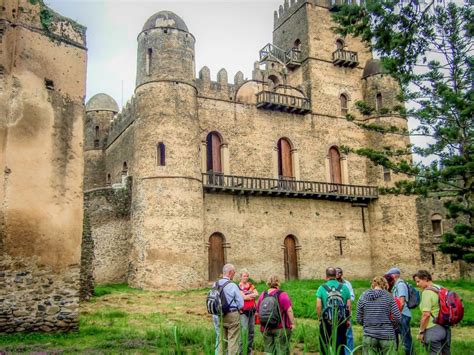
0, 0, 86, 332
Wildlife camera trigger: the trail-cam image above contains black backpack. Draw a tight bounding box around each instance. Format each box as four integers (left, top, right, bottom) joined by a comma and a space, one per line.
206, 280, 231, 316
259, 290, 282, 329
404, 281, 421, 309
322, 284, 347, 325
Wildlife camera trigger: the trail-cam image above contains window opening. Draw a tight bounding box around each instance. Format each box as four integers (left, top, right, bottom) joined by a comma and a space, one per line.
45, 79, 54, 90
106, 173, 111, 185
293, 39, 301, 51
431, 214, 442, 236
157, 142, 166, 166
146, 48, 152, 75
277, 138, 293, 179
376, 93, 383, 112
336, 39, 344, 50
340, 94, 348, 116
383, 166, 391, 182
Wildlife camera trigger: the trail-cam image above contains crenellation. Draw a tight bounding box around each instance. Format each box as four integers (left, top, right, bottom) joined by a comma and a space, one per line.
107, 97, 136, 147
274, 0, 309, 29
234, 71, 244, 86
217, 68, 228, 87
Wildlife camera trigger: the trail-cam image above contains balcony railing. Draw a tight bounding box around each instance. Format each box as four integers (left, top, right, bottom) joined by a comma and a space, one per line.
256, 91, 311, 114
259, 43, 302, 68
332, 49, 359, 67
203, 173, 378, 202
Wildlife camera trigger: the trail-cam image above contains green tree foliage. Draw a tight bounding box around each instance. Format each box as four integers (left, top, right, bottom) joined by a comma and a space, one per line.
332, 1, 473, 262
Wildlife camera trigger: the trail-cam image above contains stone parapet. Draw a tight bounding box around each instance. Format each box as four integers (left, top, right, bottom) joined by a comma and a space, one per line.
107, 97, 136, 148
0, 256, 80, 332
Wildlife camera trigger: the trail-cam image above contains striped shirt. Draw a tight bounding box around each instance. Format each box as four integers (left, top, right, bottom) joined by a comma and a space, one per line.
356, 289, 401, 340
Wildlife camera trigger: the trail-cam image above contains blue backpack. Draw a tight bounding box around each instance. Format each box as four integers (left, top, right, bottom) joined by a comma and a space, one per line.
322, 284, 347, 325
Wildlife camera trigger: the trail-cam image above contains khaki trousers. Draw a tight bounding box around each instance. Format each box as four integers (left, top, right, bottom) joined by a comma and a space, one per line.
223, 311, 241, 354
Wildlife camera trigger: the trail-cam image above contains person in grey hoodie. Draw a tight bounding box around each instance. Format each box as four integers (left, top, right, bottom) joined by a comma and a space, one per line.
357, 276, 402, 355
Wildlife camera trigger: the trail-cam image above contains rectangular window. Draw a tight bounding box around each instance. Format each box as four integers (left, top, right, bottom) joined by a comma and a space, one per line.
383, 167, 391, 182
157, 142, 166, 166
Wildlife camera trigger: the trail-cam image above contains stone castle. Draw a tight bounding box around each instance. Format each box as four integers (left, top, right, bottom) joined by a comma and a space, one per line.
0, 0, 464, 333
83, 0, 460, 291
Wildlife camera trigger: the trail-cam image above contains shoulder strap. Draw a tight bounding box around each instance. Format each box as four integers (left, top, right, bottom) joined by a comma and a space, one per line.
425, 286, 440, 294
322, 284, 332, 293
336, 283, 343, 292
218, 280, 231, 291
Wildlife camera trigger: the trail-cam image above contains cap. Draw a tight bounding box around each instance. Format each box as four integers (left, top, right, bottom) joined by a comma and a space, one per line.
386, 267, 401, 275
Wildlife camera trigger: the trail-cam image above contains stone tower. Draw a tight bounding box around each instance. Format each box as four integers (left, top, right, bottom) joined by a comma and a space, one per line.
129, 11, 205, 289
84, 94, 119, 190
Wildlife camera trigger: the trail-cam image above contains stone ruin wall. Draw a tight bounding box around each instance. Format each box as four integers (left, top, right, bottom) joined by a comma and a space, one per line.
0, 0, 86, 332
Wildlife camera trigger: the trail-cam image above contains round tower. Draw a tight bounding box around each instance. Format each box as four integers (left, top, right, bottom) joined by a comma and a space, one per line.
84, 93, 119, 189
129, 11, 204, 289
136, 10, 195, 87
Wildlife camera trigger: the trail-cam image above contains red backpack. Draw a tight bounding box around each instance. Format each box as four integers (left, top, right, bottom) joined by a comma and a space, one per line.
426, 286, 464, 326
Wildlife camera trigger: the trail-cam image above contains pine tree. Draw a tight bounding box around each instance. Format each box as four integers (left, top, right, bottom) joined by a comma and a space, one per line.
331, 1, 473, 262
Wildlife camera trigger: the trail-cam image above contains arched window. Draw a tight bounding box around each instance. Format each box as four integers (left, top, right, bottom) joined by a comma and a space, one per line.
284, 235, 298, 280
340, 94, 348, 116
122, 162, 128, 176
431, 214, 443, 236
157, 142, 165, 166
277, 138, 293, 179
208, 233, 225, 281
106, 173, 111, 185
293, 39, 301, 51
376, 93, 383, 112
268, 75, 279, 90
329, 146, 342, 184
206, 132, 222, 174
336, 39, 344, 50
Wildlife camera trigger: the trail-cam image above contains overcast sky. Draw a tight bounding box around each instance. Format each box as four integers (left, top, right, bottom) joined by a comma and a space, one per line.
47, 0, 283, 107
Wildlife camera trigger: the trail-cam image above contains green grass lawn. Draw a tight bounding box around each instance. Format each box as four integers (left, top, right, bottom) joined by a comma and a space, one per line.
0, 279, 473, 353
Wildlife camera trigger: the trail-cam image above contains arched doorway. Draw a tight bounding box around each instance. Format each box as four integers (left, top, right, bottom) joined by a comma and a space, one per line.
284, 235, 298, 281
208, 233, 225, 281
329, 146, 342, 184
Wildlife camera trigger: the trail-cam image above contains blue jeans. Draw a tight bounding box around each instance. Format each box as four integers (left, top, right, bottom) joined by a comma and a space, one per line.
345, 321, 354, 355
399, 314, 414, 355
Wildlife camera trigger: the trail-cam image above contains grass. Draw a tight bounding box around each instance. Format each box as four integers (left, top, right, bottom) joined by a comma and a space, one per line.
0, 279, 473, 353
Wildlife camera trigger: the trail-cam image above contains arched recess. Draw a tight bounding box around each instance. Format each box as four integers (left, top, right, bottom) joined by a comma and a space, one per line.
329, 146, 342, 184
284, 235, 299, 281
206, 132, 223, 173
208, 233, 225, 281
336, 39, 345, 50
293, 39, 301, 51
277, 138, 293, 179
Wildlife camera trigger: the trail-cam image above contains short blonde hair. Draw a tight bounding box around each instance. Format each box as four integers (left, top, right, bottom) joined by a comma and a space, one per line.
266, 275, 280, 289
371, 276, 388, 290
240, 268, 249, 278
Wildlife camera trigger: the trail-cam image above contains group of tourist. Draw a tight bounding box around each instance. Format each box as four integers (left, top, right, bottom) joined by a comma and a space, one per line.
210, 264, 452, 355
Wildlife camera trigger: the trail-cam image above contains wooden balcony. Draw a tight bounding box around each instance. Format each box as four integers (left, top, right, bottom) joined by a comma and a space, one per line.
332, 49, 359, 68
259, 43, 302, 69
256, 91, 311, 114
202, 173, 378, 202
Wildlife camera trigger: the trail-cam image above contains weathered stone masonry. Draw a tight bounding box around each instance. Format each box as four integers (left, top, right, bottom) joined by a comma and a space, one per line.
0, 0, 86, 331
84, 0, 462, 291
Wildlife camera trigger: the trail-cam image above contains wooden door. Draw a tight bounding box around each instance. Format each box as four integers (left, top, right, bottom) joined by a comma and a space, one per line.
284, 236, 298, 280
329, 147, 342, 184
208, 233, 225, 281
206, 133, 222, 173
278, 138, 293, 179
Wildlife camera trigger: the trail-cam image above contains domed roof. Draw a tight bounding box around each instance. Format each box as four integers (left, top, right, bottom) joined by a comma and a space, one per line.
362, 59, 386, 79
142, 11, 188, 32
86, 93, 119, 113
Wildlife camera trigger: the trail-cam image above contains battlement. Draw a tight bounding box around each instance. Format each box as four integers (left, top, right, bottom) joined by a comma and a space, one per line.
106, 97, 136, 147
196, 66, 244, 101
273, 0, 364, 29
